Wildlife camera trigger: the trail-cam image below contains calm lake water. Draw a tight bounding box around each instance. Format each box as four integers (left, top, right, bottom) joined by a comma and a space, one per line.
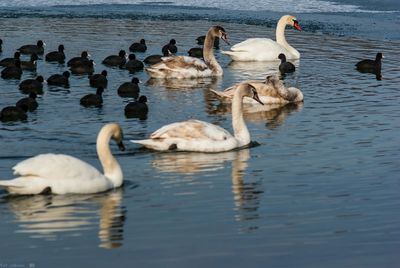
0, 14, 399, 268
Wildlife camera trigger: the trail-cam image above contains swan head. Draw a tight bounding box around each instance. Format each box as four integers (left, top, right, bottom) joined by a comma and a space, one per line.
108, 123, 125, 152
376, 53, 384, 60
240, 83, 264, 105
213, 26, 229, 45
284, 15, 301, 31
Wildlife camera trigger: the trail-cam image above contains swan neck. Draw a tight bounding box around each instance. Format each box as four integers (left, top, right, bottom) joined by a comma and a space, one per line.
231, 90, 250, 147
204, 29, 223, 76
276, 17, 288, 45
96, 126, 123, 188
276, 17, 299, 58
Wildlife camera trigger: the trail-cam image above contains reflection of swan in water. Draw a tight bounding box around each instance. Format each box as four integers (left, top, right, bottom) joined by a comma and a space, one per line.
4, 189, 125, 249
146, 76, 221, 91
151, 149, 263, 232
228, 60, 279, 78
152, 150, 247, 174
230, 149, 263, 232
227, 59, 300, 80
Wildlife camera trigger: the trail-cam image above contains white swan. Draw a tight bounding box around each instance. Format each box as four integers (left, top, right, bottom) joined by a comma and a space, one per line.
130, 83, 263, 152
222, 15, 301, 61
210, 75, 303, 104
0, 123, 125, 195
145, 26, 229, 79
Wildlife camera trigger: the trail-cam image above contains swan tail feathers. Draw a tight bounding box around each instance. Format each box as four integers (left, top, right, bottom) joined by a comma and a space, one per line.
130, 139, 172, 151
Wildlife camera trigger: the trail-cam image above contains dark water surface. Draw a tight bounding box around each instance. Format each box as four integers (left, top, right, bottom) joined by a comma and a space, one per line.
0, 18, 399, 267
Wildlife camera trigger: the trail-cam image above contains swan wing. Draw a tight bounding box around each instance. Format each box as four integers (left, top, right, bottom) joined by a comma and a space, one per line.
230, 38, 278, 52
13, 153, 103, 181
150, 119, 232, 141
156, 56, 208, 71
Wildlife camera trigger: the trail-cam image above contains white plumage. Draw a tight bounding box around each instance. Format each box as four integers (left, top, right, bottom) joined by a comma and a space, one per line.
210, 75, 304, 104
0, 123, 125, 195
222, 15, 301, 61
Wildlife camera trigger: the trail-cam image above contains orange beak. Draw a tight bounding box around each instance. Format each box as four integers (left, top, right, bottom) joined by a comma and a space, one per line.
293, 20, 302, 31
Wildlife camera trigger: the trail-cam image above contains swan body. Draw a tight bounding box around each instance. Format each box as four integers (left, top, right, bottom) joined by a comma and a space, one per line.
222, 15, 301, 61
210, 75, 303, 104
145, 26, 228, 79
0, 123, 125, 195
131, 83, 263, 152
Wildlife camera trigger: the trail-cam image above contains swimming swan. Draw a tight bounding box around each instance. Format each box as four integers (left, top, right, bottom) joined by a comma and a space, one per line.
222, 15, 301, 61
130, 83, 263, 152
0, 123, 125, 195
210, 75, 303, 104
145, 26, 229, 79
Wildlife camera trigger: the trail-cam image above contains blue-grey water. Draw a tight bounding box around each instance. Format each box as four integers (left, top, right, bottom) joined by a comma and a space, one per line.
0, 1, 399, 268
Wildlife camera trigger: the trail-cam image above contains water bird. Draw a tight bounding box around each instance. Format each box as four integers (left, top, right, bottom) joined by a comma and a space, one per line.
117, 77, 140, 98
18, 40, 45, 55
0, 123, 125, 195
80, 86, 104, 107
70, 59, 95, 75
123, 54, 144, 72
0, 105, 28, 122
67, 51, 90, 67
145, 25, 229, 79
1, 59, 22, 79
102, 50, 127, 67
129, 39, 147, 52
131, 83, 263, 152
162, 39, 177, 55
21, 53, 38, 71
45, 44, 66, 63
89, 70, 108, 88
16, 93, 38, 112
355, 52, 383, 74
196, 35, 219, 48
222, 15, 301, 61
47, 71, 70, 87
0, 51, 21, 67
187, 47, 203, 58
278, 53, 295, 74
143, 54, 163, 65
19, 76, 45, 94
124, 96, 148, 119
210, 75, 303, 104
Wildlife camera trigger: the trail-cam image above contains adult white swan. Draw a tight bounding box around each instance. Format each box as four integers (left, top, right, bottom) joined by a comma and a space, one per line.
0, 123, 125, 195
210, 75, 304, 104
222, 15, 301, 61
131, 83, 263, 152
145, 25, 229, 79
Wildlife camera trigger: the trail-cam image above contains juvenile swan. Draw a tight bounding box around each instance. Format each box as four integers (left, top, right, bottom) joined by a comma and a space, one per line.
145, 26, 229, 79
222, 15, 301, 61
0, 123, 125, 195
210, 75, 303, 104
131, 83, 263, 152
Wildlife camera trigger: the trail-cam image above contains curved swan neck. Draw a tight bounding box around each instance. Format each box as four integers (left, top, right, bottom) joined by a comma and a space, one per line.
276, 16, 299, 58
231, 88, 250, 147
96, 125, 123, 188
204, 28, 223, 76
